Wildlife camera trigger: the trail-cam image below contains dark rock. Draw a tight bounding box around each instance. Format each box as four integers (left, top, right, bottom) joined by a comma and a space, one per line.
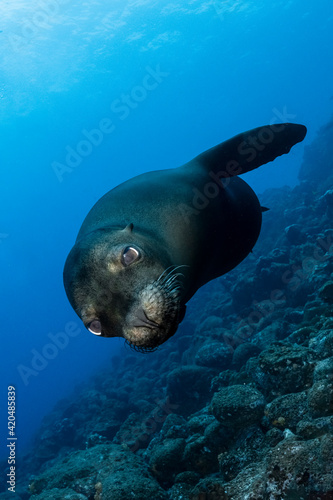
195, 315, 224, 336
195, 341, 233, 369
113, 412, 146, 451
149, 438, 186, 483
319, 188, 333, 209
264, 427, 284, 447
210, 385, 265, 429
296, 416, 333, 439
218, 426, 283, 487
167, 366, 214, 416
190, 477, 228, 500
29, 444, 166, 499
308, 380, 333, 417
210, 370, 241, 393
251, 322, 284, 350
264, 391, 309, 431
256, 248, 289, 273
319, 281, 333, 303
303, 304, 329, 322
224, 433, 333, 499
102, 472, 168, 500
285, 325, 314, 345
286, 278, 317, 308
265, 434, 333, 497
218, 426, 266, 481
231, 342, 261, 370
204, 421, 230, 450
283, 308, 304, 324
177, 335, 194, 354
257, 262, 291, 290
285, 224, 306, 245
186, 414, 216, 435
30, 488, 87, 500
183, 435, 219, 475
161, 414, 187, 439
231, 277, 256, 309
223, 462, 268, 499
313, 357, 333, 381
168, 482, 193, 499
174, 471, 200, 485
250, 343, 315, 398
309, 329, 333, 359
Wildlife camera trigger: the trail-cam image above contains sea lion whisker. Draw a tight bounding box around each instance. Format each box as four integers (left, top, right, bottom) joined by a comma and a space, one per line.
163, 277, 184, 288
165, 265, 189, 279
161, 272, 186, 289
164, 276, 179, 287
158, 265, 189, 284
171, 272, 186, 282
166, 283, 183, 293
158, 271, 176, 284
170, 276, 185, 287
156, 265, 179, 283
164, 285, 181, 296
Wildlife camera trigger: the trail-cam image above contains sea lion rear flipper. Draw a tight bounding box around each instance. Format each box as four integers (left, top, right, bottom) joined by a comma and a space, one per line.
192, 123, 307, 177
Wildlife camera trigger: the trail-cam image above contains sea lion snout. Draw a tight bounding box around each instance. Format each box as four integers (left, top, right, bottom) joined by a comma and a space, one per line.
122, 272, 183, 351
131, 308, 160, 329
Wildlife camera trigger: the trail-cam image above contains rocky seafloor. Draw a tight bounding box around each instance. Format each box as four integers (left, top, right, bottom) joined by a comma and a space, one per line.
2, 119, 333, 500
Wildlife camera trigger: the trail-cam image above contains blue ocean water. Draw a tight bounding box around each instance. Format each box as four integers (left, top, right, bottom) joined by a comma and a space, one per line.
0, 0, 332, 463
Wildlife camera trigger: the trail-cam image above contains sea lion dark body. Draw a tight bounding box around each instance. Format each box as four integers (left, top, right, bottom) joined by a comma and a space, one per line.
77, 169, 261, 303
64, 123, 307, 350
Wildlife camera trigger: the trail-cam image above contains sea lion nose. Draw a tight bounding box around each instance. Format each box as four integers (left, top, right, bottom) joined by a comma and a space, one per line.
132, 308, 160, 329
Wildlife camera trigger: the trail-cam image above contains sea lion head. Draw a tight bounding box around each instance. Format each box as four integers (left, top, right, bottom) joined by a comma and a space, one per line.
63, 224, 186, 352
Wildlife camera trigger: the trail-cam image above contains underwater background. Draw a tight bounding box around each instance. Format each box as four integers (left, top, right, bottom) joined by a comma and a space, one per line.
1, 0, 333, 498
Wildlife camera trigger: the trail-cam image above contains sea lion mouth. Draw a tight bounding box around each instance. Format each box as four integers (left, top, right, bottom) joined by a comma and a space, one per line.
124, 265, 188, 352
131, 308, 160, 329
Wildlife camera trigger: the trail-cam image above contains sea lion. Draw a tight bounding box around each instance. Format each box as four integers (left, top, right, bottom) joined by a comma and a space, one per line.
63, 123, 307, 351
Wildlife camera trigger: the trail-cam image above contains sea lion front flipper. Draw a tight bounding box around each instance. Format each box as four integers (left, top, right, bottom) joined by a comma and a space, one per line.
192, 123, 307, 177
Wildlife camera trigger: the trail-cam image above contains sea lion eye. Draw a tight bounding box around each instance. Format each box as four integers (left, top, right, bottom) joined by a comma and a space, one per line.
122, 246, 141, 266
87, 319, 102, 336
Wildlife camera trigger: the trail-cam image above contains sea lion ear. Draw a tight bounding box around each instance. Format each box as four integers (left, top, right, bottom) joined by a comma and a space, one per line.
191, 123, 307, 177
123, 223, 134, 233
